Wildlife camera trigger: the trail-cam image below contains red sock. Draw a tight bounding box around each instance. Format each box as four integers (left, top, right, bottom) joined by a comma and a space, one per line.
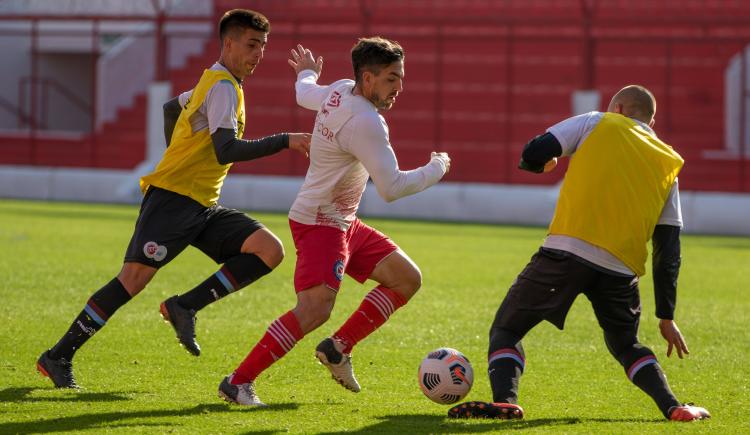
333, 286, 407, 354
232, 311, 303, 385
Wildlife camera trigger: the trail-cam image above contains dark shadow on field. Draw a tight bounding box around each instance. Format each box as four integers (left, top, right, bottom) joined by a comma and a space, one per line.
318, 414, 664, 433
0, 402, 298, 434
0, 387, 133, 403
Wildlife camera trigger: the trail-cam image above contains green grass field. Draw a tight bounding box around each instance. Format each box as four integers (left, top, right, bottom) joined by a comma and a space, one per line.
1, 199, 748, 434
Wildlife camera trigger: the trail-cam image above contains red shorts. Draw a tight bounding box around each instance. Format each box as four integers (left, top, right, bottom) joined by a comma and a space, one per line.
289, 218, 399, 293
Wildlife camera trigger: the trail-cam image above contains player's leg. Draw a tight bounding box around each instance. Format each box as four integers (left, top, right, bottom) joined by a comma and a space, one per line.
220, 287, 337, 406
37, 262, 153, 388
161, 209, 281, 356
219, 220, 344, 405
315, 220, 413, 392
450, 248, 587, 419
590, 274, 707, 420
38, 187, 196, 388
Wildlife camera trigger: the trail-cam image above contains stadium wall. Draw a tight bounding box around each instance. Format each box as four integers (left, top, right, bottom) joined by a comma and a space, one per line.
1, 165, 749, 237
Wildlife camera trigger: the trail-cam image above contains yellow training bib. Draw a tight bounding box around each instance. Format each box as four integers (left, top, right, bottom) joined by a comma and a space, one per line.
140, 69, 245, 207
548, 113, 683, 276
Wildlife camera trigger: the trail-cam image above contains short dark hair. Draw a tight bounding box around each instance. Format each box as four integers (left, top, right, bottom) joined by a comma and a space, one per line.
351, 37, 404, 83
219, 9, 270, 42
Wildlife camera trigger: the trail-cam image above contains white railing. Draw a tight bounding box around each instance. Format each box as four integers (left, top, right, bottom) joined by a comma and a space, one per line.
96, 22, 155, 129
724, 45, 750, 157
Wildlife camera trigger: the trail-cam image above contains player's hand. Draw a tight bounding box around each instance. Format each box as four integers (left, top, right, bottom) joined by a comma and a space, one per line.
659, 319, 690, 359
543, 157, 558, 173
288, 133, 311, 158
288, 44, 323, 75
431, 151, 451, 173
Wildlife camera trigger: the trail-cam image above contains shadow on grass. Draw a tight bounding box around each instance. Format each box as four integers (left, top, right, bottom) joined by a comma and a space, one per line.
318, 413, 665, 434
0, 402, 298, 434
0, 387, 134, 403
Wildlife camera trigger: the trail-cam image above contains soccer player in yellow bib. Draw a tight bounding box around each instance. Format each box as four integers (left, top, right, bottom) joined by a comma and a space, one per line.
37, 9, 310, 389
449, 85, 709, 422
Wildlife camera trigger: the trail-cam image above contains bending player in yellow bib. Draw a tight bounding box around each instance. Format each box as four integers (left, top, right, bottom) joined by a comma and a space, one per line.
450, 85, 709, 422
37, 9, 310, 389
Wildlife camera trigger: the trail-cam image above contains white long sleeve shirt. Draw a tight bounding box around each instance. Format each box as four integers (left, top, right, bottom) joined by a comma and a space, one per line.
289, 70, 448, 230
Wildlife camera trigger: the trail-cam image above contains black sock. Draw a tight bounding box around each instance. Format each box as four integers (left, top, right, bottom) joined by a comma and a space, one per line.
488, 327, 526, 404
630, 360, 680, 418
607, 331, 681, 419
176, 254, 272, 311
48, 278, 132, 361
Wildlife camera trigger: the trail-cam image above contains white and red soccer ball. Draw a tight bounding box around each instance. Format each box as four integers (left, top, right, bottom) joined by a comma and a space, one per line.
418, 347, 473, 404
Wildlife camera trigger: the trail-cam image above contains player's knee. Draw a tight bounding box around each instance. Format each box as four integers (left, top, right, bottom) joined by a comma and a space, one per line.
489, 327, 521, 351
257, 234, 285, 269
117, 263, 156, 296
263, 238, 285, 269
294, 287, 336, 332
400, 264, 422, 295
603, 329, 639, 361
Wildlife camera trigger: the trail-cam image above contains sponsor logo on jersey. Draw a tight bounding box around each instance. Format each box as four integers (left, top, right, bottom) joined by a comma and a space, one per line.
143, 241, 168, 262
326, 91, 342, 108
333, 259, 345, 281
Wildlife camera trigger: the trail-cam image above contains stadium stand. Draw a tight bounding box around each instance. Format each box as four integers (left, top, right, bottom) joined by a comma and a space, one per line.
1, 0, 749, 191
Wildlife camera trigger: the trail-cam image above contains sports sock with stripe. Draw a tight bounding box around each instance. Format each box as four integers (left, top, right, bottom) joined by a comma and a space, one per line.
332, 286, 407, 354
231, 311, 303, 385
487, 327, 526, 404
48, 277, 132, 361
176, 253, 271, 311
623, 349, 681, 417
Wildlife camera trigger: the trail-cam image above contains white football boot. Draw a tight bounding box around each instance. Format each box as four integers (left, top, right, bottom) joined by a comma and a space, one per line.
315, 337, 361, 393
218, 374, 266, 406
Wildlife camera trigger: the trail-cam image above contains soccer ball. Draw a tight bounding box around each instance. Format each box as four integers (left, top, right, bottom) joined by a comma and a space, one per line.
418, 347, 473, 404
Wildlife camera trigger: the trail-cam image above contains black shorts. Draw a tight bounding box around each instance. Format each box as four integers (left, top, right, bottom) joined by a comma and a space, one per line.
493, 248, 641, 334
124, 187, 264, 268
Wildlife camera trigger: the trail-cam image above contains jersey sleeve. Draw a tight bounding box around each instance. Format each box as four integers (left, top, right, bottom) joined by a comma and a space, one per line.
346, 112, 447, 202
547, 111, 603, 156
656, 179, 683, 227
295, 71, 353, 111
178, 90, 192, 108
204, 80, 239, 135
295, 70, 330, 110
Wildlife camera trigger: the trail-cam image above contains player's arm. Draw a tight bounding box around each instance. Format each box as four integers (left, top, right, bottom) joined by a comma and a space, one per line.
519, 112, 602, 173
288, 44, 327, 110
206, 80, 309, 164
211, 129, 288, 164
652, 180, 689, 358
348, 113, 449, 203
163, 96, 181, 147
653, 224, 690, 358
518, 132, 562, 173
211, 130, 310, 164
652, 224, 681, 320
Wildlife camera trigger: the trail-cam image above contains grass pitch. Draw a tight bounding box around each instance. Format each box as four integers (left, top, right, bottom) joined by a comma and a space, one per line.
0, 199, 748, 434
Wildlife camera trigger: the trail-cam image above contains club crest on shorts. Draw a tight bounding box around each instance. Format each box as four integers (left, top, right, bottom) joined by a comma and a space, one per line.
143, 241, 167, 262
333, 259, 345, 281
